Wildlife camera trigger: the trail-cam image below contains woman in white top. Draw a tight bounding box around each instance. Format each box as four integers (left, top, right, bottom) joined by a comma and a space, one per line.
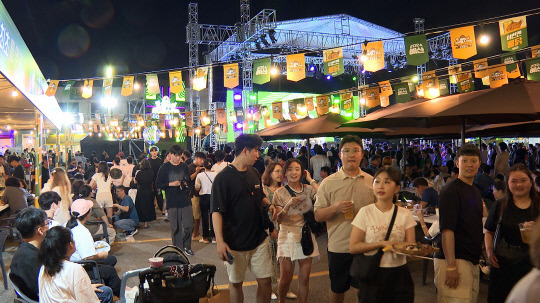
42, 168, 72, 225
274, 159, 319, 303
90, 162, 113, 219
350, 166, 416, 303
195, 159, 218, 243
38, 226, 113, 303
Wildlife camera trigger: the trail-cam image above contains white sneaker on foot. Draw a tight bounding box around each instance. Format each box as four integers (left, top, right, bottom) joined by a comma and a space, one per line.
271, 293, 277, 300
286, 292, 297, 299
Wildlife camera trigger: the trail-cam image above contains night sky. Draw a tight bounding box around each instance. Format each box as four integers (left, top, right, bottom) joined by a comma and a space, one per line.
4, 0, 540, 80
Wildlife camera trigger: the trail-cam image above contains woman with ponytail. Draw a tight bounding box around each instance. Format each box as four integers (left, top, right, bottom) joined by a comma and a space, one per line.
90, 161, 114, 220
38, 226, 113, 303
42, 167, 72, 225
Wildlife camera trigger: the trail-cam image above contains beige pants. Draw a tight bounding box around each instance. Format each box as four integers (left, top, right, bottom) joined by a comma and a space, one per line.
191, 196, 200, 220
434, 258, 479, 303
224, 238, 273, 284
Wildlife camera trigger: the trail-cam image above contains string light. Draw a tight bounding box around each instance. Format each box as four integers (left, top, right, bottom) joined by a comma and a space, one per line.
134, 83, 140, 90
10, 91, 18, 97
270, 67, 278, 75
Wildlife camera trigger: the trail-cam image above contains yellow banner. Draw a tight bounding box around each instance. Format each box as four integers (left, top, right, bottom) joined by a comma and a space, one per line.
146, 74, 160, 95
121, 76, 134, 96
82, 79, 93, 99
362, 41, 385, 72
305, 97, 314, 111
286, 53, 306, 82
532, 45, 540, 58
316, 95, 330, 116
272, 102, 283, 120
223, 63, 239, 88
448, 64, 462, 84
506, 65, 521, 79
488, 67, 508, 88
193, 67, 208, 91
380, 95, 390, 108
365, 87, 380, 108
450, 26, 477, 59
185, 111, 193, 127
169, 71, 183, 93
216, 108, 226, 124
45, 80, 59, 96
473, 59, 489, 78
103, 79, 113, 97
379, 80, 393, 96
423, 70, 436, 80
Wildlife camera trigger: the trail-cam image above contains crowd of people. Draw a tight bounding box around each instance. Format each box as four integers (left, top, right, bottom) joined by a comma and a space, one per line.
2, 136, 540, 303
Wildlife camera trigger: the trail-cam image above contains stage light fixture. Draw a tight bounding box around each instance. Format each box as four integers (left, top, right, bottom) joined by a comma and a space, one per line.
309, 65, 316, 72
270, 67, 278, 75
479, 34, 490, 45
235, 122, 243, 130
233, 92, 242, 101
326, 75, 331, 80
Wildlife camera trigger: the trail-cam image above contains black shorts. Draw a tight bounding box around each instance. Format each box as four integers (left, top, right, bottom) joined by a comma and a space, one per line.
328, 250, 359, 293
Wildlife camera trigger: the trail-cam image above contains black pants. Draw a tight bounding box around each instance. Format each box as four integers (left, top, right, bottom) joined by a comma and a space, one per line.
155, 188, 164, 211
488, 261, 532, 303
357, 264, 414, 303
85, 263, 121, 297
199, 195, 214, 238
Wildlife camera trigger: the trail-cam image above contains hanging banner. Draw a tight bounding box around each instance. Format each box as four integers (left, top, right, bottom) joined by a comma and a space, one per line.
323, 47, 344, 76
532, 45, 540, 58
439, 79, 449, 96
457, 73, 475, 93
449, 26, 477, 59
423, 70, 436, 80
379, 80, 393, 96
193, 67, 208, 91
316, 95, 330, 115
45, 80, 59, 96
422, 77, 440, 99
121, 76, 134, 96
526, 58, 540, 81
103, 79, 113, 97
82, 79, 93, 99
473, 59, 489, 79
488, 67, 508, 88
288, 100, 297, 115
169, 71, 183, 93
63, 80, 75, 97
185, 111, 193, 127
200, 110, 210, 125
272, 102, 283, 120
499, 16, 528, 51
341, 92, 353, 111
448, 64, 462, 84
393, 82, 410, 103
365, 87, 380, 108
286, 53, 306, 82
253, 58, 271, 84
216, 108, 226, 124
405, 34, 429, 66
305, 97, 314, 111
223, 63, 240, 88
501, 54, 521, 78
253, 105, 262, 121
293, 98, 307, 116
380, 95, 390, 108
362, 41, 385, 72
146, 74, 160, 95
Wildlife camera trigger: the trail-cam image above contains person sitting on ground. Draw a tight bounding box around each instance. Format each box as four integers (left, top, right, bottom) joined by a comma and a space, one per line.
112, 185, 139, 238
38, 226, 113, 303
77, 184, 116, 244
412, 177, 439, 209
38, 191, 62, 227
2, 176, 30, 216
10, 207, 50, 301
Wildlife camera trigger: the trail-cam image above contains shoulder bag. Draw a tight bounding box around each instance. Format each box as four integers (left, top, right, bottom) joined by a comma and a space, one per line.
350, 205, 398, 282
284, 185, 314, 255
493, 210, 529, 267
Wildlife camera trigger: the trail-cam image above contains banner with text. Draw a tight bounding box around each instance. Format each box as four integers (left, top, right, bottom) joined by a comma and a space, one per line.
323, 48, 344, 76
499, 16, 528, 51
450, 26, 477, 59
287, 53, 306, 81
362, 41, 385, 72
223, 63, 240, 89
253, 58, 271, 84
405, 34, 429, 66
169, 71, 183, 93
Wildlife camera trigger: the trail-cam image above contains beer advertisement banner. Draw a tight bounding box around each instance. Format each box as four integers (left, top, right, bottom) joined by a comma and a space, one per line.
185, 111, 193, 127
316, 95, 330, 115
532, 45, 540, 58
305, 97, 314, 111
422, 77, 440, 99
499, 16, 528, 51
405, 34, 429, 66
526, 57, 540, 81
473, 59, 489, 78
294, 98, 307, 116
82, 79, 93, 99
223, 63, 239, 88
45, 80, 59, 96
423, 70, 436, 80
288, 100, 297, 115
235, 107, 245, 122
448, 64, 462, 84
103, 79, 113, 97
169, 71, 183, 93
286, 53, 306, 82
63, 80, 75, 97
365, 87, 380, 108
379, 80, 393, 96
121, 76, 134, 96
449, 26, 477, 59
362, 41, 385, 72
253, 58, 271, 84
323, 48, 344, 76
253, 105, 262, 121
380, 95, 390, 108
216, 108, 227, 124
501, 54, 521, 78
272, 101, 283, 120
393, 82, 410, 103
200, 111, 209, 125
439, 79, 449, 96
341, 92, 353, 111
457, 73, 474, 93
488, 67, 508, 88
146, 74, 160, 95
193, 67, 208, 91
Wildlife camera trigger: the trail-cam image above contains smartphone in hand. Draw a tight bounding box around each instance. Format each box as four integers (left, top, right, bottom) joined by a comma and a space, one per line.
226, 251, 234, 264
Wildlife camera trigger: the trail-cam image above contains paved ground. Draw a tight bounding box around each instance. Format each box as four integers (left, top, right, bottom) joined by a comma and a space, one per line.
1, 211, 488, 303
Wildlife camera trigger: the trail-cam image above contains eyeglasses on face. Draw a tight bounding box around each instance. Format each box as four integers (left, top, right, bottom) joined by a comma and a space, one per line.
342, 149, 362, 154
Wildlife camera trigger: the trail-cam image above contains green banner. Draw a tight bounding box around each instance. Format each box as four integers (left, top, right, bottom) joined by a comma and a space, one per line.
500, 16, 528, 52
501, 53, 517, 72
64, 80, 75, 97
526, 57, 540, 81
393, 82, 410, 103
253, 58, 271, 84
405, 34, 429, 66
323, 48, 344, 76
439, 79, 449, 96
458, 76, 475, 93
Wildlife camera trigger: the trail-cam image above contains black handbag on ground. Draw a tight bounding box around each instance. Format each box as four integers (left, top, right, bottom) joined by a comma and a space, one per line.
493, 212, 530, 267
284, 185, 315, 255
350, 205, 398, 282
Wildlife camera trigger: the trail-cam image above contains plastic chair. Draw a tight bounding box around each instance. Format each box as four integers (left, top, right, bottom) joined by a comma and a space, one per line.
86, 220, 110, 243
8, 272, 39, 303
74, 260, 103, 284
0, 228, 9, 290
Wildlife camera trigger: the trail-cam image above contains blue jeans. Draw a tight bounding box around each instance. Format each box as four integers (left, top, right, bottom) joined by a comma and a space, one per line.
113, 215, 137, 232
96, 286, 113, 303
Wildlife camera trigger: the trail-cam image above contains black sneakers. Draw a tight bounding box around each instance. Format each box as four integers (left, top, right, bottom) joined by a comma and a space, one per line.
126, 229, 138, 237
184, 249, 194, 256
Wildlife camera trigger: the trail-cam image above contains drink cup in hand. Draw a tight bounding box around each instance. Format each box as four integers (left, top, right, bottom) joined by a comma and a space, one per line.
344, 201, 355, 220
519, 222, 534, 243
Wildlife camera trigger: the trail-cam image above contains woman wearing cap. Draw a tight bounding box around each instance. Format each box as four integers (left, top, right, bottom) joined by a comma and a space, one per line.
90, 162, 114, 220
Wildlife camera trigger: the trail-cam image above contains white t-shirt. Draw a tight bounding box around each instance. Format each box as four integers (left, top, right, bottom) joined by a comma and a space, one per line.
506, 268, 540, 303
38, 261, 100, 303
0, 165, 5, 187
68, 221, 97, 261
92, 173, 112, 196
195, 171, 217, 195
211, 162, 229, 174
352, 204, 417, 268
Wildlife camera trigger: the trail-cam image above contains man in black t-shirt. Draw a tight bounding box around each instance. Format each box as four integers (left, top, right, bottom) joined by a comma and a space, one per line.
434, 144, 487, 303
211, 134, 276, 303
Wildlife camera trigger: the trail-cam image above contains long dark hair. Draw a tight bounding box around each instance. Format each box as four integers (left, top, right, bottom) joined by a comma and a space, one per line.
97, 161, 109, 181
38, 226, 73, 277
78, 184, 93, 199
374, 166, 402, 204
66, 209, 91, 230
500, 163, 540, 217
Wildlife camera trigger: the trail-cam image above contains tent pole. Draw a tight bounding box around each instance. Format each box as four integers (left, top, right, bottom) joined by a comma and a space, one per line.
402, 137, 406, 174
460, 117, 466, 146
